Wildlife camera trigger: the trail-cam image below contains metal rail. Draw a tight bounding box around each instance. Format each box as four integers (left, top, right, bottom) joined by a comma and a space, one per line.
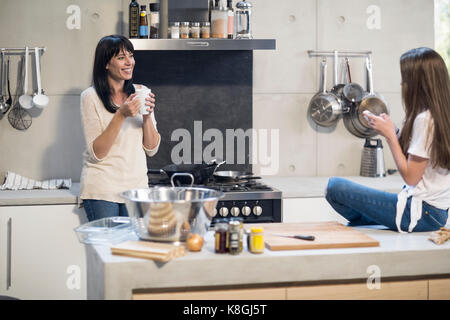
308, 50, 372, 58
0, 47, 46, 56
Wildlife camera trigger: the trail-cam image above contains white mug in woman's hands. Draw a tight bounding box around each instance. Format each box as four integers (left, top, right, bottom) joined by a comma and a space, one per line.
135, 87, 151, 115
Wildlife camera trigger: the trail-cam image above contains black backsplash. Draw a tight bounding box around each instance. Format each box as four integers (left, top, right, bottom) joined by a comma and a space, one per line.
133, 50, 253, 172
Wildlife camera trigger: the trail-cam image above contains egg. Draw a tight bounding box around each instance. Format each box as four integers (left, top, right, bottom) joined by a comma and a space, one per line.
186, 233, 204, 252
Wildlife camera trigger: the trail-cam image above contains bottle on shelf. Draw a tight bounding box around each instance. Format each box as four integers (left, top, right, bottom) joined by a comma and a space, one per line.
129, 0, 140, 38
149, 3, 160, 39
139, 5, 149, 39
227, 0, 234, 39
211, 0, 228, 38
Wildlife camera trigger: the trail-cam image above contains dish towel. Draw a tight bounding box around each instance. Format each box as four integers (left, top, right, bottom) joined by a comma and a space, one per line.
0, 171, 72, 190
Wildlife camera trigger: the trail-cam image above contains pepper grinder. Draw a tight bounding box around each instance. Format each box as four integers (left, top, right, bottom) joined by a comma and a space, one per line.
235, 0, 252, 39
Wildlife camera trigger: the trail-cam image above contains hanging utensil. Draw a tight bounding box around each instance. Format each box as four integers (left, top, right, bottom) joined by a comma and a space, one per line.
19, 47, 33, 109
5, 56, 12, 110
357, 57, 388, 129
307, 57, 342, 127
0, 51, 7, 118
32, 47, 49, 108
8, 55, 32, 131
330, 51, 345, 98
342, 58, 364, 103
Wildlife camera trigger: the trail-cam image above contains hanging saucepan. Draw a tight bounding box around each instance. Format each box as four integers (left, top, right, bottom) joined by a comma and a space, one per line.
342, 58, 365, 104
308, 58, 342, 127
342, 58, 366, 138
330, 51, 345, 98
213, 170, 261, 183
148, 160, 225, 185
357, 57, 389, 129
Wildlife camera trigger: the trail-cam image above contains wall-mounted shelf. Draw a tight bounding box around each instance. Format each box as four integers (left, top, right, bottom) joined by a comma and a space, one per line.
130, 39, 276, 51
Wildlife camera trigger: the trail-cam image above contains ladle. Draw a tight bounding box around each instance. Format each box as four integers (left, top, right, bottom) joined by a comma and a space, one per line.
0, 51, 7, 117
19, 47, 33, 109
32, 47, 49, 108
6, 56, 12, 109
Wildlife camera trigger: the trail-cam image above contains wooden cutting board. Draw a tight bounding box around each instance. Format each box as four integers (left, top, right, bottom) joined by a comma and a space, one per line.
111, 241, 186, 262
246, 221, 379, 251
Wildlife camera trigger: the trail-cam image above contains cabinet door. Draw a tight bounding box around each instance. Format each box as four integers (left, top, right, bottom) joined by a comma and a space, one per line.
0, 205, 87, 300
0, 212, 10, 296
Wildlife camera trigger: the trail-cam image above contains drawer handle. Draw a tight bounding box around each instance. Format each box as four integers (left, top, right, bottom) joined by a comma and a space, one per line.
187, 41, 209, 47
7, 217, 12, 290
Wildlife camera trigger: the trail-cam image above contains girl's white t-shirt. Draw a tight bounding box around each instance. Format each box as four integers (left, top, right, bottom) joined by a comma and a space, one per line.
395, 110, 450, 232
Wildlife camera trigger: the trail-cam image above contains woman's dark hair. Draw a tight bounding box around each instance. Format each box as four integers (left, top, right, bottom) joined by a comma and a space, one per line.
93, 35, 135, 113
399, 47, 450, 170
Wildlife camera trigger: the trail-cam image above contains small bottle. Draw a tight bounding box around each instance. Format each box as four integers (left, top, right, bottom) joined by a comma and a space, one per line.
214, 219, 228, 253
180, 22, 190, 39
139, 5, 149, 38
201, 22, 211, 38
129, 0, 140, 38
170, 22, 180, 39
249, 227, 264, 254
191, 22, 200, 38
227, 0, 234, 39
149, 3, 160, 39
228, 220, 242, 255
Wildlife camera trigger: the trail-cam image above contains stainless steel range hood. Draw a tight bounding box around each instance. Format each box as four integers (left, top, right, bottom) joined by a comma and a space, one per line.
130, 39, 276, 51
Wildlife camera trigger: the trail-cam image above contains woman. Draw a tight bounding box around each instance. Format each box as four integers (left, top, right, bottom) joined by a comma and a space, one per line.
326, 47, 449, 232
79, 35, 161, 221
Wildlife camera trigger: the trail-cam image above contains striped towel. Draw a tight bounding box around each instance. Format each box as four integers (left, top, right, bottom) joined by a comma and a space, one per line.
0, 172, 72, 191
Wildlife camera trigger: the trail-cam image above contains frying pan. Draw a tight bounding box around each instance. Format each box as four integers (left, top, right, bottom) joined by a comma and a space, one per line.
342, 58, 365, 103
307, 58, 342, 127
213, 170, 262, 182
357, 57, 388, 129
148, 160, 224, 185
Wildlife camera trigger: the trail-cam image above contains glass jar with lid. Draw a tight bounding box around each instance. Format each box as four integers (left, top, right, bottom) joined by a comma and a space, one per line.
235, 0, 252, 39
214, 218, 228, 253
201, 22, 211, 38
190, 22, 200, 38
170, 22, 180, 39
249, 226, 264, 253
211, 2, 228, 38
180, 22, 190, 39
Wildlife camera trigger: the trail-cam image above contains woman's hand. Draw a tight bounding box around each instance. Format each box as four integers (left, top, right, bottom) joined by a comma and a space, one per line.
364, 111, 397, 141
118, 93, 140, 118
143, 91, 156, 120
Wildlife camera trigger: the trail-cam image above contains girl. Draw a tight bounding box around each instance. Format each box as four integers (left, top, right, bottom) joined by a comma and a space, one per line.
79, 35, 161, 221
326, 47, 450, 232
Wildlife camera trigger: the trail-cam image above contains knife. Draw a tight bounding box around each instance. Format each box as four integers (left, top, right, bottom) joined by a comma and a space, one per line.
270, 234, 315, 241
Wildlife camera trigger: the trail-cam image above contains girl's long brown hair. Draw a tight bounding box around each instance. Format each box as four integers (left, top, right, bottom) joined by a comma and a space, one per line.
398, 47, 450, 170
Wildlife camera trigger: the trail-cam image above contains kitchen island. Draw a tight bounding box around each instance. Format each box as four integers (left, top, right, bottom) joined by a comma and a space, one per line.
86, 225, 450, 300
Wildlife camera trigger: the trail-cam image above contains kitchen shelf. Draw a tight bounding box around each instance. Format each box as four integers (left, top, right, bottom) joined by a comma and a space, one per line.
129, 39, 276, 51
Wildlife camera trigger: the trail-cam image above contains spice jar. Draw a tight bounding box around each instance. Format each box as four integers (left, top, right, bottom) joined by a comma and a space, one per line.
211, 3, 228, 38
170, 22, 180, 39
214, 219, 228, 253
230, 217, 244, 252
249, 226, 264, 254
228, 220, 242, 255
180, 22, 190, 39
190, 22, 200, 38
201, 22, 211, 38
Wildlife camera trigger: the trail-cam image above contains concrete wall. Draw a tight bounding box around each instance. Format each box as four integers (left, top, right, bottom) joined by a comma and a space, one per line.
0, 0, 434, 181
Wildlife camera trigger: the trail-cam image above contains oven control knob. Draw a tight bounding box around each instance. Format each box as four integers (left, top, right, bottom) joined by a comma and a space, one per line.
213, 208, 218, 216
253, 205, 262, 216
230, 207, 240, 217
241, 206, 251, 216
219, 207, 229, 217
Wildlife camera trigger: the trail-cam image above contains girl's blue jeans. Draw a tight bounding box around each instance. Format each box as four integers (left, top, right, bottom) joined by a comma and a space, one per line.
325, 177, 448, 232
83, 199, 129, 222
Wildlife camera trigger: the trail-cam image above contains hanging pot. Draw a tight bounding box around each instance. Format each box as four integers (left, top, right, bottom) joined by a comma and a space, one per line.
342, 58, 365, 104
357, 57, 389, 129
213, 170, 261, 182
308, 58, 342, 127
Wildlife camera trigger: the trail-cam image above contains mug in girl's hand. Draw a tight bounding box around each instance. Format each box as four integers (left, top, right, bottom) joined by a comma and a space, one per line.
135, 87, 151, 115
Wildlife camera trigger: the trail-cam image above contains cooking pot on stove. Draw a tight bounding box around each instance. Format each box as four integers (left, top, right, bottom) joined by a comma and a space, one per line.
121, 173, 224, 242
148, 160, 225, 185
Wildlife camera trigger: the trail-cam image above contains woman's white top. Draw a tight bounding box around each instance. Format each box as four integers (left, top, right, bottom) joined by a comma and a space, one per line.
79, 85, 160, 204
396, 110, 450, 232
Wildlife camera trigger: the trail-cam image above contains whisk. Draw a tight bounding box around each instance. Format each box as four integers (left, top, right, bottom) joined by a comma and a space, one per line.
8, 55, 32, 131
